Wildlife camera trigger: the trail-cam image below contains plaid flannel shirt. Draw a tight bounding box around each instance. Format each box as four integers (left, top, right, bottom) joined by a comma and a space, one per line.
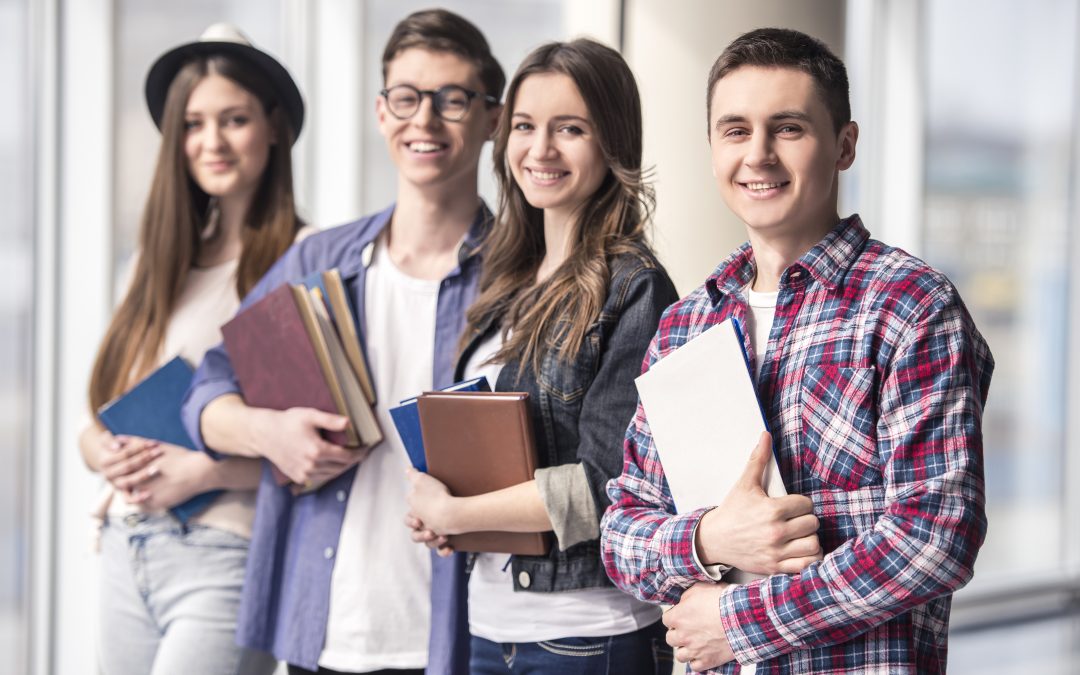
600, 215, 994, 674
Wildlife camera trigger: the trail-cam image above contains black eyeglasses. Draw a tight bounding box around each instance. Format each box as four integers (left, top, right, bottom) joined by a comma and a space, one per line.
379, 84, 498, 122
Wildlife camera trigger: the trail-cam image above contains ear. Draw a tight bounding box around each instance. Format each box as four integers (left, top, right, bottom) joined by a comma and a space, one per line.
485, 102, 503, 140
836, 120, 858, 171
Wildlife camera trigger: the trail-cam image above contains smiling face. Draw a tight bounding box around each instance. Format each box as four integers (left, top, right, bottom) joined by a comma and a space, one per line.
183, 73, 274, 205
506, 72, 608, 228
377, 47, 500, 194
709, 66, 857, 243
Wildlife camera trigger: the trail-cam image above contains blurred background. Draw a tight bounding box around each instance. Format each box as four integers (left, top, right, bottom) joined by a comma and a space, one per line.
3, 0, 1079, 672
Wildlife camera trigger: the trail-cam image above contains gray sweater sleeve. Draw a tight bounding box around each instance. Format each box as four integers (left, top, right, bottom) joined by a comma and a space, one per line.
534, 462, 599, 551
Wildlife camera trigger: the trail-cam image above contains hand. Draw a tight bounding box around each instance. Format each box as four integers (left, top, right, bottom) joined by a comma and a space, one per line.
695, 431, 822, 575
251, 407, 370, 486
99, 436, 162, 493
124, 444, 215, 511
663, 582, 735, 672
404, 469, 457, 557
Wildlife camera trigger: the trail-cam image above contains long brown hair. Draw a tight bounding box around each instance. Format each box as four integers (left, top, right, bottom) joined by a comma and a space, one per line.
89, 54, 302, 411
464, 39, 653, 374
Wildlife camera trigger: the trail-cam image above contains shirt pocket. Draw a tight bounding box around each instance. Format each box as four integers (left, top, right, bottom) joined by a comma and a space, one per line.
537, 331, 600, 404
799, 365, 881, 490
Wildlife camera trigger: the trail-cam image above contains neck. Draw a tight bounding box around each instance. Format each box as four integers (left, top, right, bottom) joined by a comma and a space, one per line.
386, 178, 480, 280
537, 210, 575, 283
198, 193, 249, 266
747, 214, 838, 292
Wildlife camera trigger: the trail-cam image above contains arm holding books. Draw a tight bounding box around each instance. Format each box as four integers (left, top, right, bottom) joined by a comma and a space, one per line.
200, 392, 363, 486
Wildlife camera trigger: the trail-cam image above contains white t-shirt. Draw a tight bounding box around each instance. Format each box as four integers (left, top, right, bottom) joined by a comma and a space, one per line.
745, 285, 779, 382
463, 332, 661, 643
319, 236, 437, 671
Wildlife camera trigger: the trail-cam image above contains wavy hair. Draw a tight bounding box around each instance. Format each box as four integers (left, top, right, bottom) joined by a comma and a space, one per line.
464, 38, 653, 374
89, 54, 302, 411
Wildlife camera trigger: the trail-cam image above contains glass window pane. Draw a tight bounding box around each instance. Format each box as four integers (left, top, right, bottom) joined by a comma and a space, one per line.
922, 0, 1078, 581
0, 0, 31, 672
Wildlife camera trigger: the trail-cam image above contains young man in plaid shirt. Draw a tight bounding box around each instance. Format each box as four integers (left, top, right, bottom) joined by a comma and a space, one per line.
600, 28, 994, 674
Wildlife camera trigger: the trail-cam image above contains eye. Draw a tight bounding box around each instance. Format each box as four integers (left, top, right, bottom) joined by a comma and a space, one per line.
184, 118, 202, 131
512, 121, 534, 132
777, 123, 802, 135
226, 115, 250, 127
723, 127, 748, 139
558, 124, 585, 136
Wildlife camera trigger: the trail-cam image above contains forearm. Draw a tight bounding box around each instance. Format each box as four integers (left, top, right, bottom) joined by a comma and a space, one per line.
200, 394, 268, 458
446, 480, 551, 535
206, 456, 264, 490
78, 423, 108, 472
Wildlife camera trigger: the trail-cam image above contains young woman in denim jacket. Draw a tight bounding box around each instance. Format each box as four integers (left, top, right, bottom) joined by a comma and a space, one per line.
79, 24, 308, 675
405, 38, 678, 675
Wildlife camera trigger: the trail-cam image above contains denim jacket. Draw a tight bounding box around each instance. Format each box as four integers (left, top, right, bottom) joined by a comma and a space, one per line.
456, 246, 678, 592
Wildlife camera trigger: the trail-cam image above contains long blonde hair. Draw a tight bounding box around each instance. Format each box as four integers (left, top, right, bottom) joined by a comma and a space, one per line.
89, 54, 302, 411
464, 39, 653, 373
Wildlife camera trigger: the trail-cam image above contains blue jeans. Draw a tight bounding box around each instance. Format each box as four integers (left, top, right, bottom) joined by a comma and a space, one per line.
98, 513, 277, 675
470, 621, 671, 675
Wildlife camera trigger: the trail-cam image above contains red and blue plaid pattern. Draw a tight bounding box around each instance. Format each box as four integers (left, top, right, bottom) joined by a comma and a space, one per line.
600, 216, 994, 674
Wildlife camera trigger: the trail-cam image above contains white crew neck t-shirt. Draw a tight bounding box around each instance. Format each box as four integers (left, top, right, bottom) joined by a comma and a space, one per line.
319, 236, 438, 671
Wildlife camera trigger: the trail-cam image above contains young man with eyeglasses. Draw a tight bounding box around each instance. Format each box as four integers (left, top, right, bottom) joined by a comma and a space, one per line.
600, 28, 994, 673
181, 9, 503, 675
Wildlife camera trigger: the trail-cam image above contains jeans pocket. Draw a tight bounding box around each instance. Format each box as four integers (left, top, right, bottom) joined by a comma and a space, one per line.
651, 636, 674, 669
180, 524, 250, 550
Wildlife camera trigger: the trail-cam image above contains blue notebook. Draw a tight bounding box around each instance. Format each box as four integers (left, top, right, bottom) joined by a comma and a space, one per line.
97, 356, 222, 523
389, 376, 490, 471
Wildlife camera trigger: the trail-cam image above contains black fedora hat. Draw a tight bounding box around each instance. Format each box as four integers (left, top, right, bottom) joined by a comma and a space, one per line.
144, 23, 304, 142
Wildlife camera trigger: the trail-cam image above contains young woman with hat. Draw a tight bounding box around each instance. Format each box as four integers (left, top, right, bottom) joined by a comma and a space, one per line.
79, 23, 307, 675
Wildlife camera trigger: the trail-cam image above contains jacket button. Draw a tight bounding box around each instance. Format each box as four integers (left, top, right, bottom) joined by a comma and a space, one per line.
336, 490, 347, 503
324, 547, 335, 559
517, 571, 531, 588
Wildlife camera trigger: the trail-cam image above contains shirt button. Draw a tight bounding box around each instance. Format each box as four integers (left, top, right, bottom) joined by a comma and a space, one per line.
336, 490, 347, 503
517, 571, 531, 588
324, 547, 335, 559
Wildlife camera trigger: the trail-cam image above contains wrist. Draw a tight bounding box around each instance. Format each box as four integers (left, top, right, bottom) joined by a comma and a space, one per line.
696, 508, 726, 566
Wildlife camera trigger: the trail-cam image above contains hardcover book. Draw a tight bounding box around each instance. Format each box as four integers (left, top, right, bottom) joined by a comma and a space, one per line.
97, 356, 221, 522
416, 391, 550, 556
389, 376, 490, 472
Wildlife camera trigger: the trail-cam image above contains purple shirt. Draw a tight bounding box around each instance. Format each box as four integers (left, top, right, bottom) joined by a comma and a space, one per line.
182, 203, 487, 672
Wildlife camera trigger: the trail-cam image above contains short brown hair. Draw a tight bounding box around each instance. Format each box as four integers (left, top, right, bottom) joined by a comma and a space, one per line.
706, 27, 850, 134
381, 8, 505, 101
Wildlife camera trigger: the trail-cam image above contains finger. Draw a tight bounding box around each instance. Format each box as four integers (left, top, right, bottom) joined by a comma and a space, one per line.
782, 513, 820, 540
736, 431, 773, 491
313, 440, 358, 465
436, 545, 455, 557
303, 408, 351, 432
775, 493, 816, 519
777, 552, 825, 575
100, 443, 158, 470
103, 448, 162, 481
113, 464, 161, 492
404, 514, 423, 529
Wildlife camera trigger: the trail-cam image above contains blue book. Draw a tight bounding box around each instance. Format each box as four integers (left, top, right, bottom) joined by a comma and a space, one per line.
97, 356, 222, 523
389, 376, 491, 471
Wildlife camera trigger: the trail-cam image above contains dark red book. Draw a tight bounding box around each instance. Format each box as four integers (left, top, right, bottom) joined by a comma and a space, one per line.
221, 283, 361, 488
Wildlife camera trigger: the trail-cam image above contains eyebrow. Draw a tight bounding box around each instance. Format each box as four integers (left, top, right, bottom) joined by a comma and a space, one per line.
713, 110, 813, 130
185, 105, 253, 116
511, 111, 590, 125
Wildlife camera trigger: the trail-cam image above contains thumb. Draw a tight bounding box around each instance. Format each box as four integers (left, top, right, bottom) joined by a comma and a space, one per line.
306, 408, 350, 431
738, 431, 773, 491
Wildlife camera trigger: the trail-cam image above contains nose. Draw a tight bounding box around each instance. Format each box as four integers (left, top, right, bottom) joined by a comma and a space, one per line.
528, 129, 557, 161
410, 94, 442, 129
744, 131, 776, 168
203, 120, 227, 151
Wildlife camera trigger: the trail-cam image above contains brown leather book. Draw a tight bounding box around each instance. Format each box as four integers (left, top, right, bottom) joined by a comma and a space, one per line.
416, 391, 551, 556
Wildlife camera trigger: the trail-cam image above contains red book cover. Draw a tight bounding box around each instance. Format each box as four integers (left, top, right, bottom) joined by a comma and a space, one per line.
221, 283, 355, 486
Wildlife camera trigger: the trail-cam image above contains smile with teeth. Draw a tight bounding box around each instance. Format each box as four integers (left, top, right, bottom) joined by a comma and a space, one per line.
529, 168, 569, 181
407, 141, 446, 153
742, 181, 788, 191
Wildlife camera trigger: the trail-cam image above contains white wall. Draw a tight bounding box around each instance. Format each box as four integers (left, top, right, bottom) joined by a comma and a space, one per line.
624, 0, 846, 294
